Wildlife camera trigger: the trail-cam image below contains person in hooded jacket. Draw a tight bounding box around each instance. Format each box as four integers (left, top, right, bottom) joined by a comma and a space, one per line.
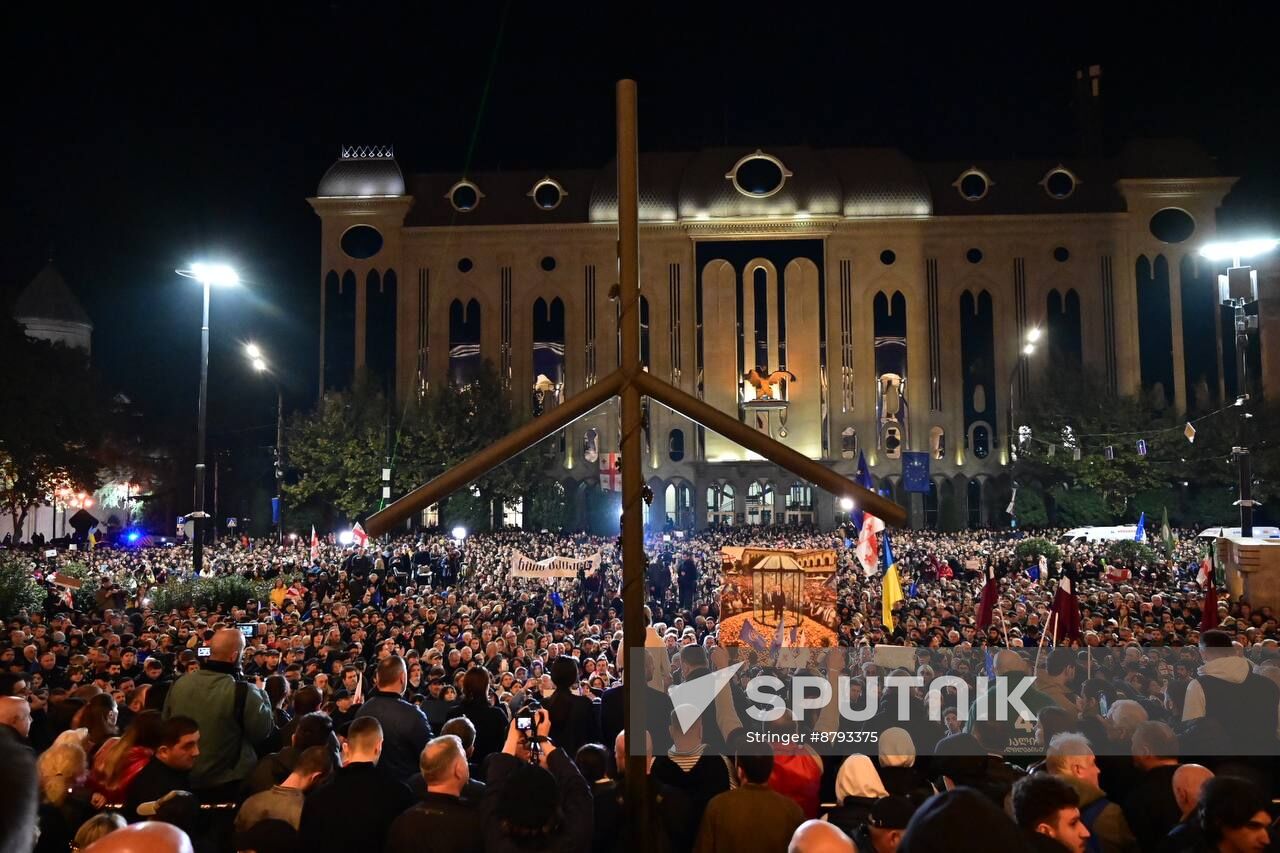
823, 754, 889, 838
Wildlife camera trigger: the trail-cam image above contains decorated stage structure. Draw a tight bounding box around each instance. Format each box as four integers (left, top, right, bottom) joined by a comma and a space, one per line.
719, 547, 840, 648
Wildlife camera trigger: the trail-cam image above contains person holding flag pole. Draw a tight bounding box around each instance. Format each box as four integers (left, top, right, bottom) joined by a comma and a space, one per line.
853, 451, 884, 576
881, 532, 904, 633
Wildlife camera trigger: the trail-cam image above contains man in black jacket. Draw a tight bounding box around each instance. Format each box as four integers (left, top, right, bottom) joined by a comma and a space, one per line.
449, 668, 508, 764
482, 710, 592, 853
125, 716, 200, 822
353, 655, 433, 783
386, 734, 481, 853
544, 655, 600, 760
298, 717, 414, 853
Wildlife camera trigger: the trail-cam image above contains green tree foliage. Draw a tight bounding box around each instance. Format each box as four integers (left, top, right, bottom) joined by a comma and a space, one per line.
1105, 539, 1158, 567
1050, 485, 1113, 527
525, 478, 573, 531
285, 361, 548, 528
1014, 367, 1170, 516
151, 575, 270, 613
0, 555, 45, 616
1013, 487, 1048, 528
1014, 537, 1062, 567
0, 320, 112, 536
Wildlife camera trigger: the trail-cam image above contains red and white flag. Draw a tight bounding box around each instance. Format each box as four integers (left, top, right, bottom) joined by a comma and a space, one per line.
599, 453, 621, 492
1049, 577, 1081, 643
856, 512, 885, 577
351, 522, 369, 549
1197, 553, 1212, 587
310, 526, 320, 563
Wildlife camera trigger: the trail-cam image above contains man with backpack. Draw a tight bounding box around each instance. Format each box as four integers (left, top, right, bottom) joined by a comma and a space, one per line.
163, 628, 275, 801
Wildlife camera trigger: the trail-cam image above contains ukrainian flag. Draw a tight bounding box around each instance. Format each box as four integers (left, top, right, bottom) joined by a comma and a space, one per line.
882, 533, 904, 632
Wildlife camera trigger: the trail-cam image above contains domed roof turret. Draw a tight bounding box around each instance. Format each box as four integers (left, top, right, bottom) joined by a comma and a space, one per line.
317, 146, 406, 197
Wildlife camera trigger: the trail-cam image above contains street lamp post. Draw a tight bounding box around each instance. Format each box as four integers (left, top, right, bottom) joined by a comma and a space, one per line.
177, 263, 239, 573
1006, 327, 1041, 461
246, 344, 285, 543
1199, 238, 1278, 538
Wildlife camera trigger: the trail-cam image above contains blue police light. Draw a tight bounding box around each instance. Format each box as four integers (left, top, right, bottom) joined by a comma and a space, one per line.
126, 530, 141, 544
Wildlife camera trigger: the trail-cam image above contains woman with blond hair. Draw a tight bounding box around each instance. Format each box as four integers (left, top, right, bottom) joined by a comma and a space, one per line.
36, 742, 94, 853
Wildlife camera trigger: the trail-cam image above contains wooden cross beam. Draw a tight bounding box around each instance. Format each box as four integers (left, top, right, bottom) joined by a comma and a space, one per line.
362, 80, 907, 846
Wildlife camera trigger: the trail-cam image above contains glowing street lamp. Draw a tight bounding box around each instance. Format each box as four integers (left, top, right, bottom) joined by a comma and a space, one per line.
1198, 236, 1278, 537
1007, 328, 1041, 468
176, 261, 241, 574
839, 497, 855, 512
243, 343, 285, 542
451, 526, 468, 543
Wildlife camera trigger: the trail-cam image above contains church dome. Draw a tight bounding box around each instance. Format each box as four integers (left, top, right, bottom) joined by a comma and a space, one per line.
317, 146, 406, 197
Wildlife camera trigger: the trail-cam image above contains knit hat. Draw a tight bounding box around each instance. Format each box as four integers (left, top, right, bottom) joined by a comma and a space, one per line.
900, 787, 1030, 852
869, 795, 917, 830
497, 762, 561, 840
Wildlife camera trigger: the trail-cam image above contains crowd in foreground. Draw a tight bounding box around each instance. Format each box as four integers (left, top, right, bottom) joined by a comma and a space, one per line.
0, 522, 1278, 853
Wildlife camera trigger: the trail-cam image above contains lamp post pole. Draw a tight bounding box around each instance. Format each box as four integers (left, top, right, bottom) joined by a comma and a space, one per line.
1231, 292, 1254, 537
178, 262, 239, 573
1200, 239, 1278, 539
194, 278, 211, 574
276, 385, 285, 544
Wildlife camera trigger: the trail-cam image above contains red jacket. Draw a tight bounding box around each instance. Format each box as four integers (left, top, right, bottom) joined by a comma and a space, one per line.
768, 745, 823, 818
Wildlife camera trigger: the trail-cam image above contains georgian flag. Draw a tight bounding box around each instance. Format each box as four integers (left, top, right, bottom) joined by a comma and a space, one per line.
351, 522, 369, 549
857, 513, 884, 577
310, 526, 320, 564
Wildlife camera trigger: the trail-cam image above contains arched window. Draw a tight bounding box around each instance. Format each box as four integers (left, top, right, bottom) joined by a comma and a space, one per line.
582, 428, 599, 464
930, 426, 945, 460
785, 482, 813, 510
967, 480, 983, 528
668, 428, 685, 462
972, 424, 990, 459
448, 298, 482, 386
719, 483, 736, 513
841, 427, 858, 459
532, 297, 566, 415
640, 295, 650, 370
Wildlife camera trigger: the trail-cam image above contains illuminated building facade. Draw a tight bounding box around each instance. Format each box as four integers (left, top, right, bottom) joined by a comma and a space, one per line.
309, 133, 1262, 530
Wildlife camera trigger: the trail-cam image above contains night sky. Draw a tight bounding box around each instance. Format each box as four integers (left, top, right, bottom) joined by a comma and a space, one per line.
3, 3, 1277, 517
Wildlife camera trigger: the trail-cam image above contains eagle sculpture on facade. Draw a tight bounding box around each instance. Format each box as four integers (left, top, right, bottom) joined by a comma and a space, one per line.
743, 368, 797, 401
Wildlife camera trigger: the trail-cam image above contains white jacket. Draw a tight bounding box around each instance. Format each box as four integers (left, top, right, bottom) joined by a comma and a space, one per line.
1182, 656, 1252, 722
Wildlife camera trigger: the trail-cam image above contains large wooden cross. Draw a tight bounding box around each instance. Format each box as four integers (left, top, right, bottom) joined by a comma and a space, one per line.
364, 79, 907, 843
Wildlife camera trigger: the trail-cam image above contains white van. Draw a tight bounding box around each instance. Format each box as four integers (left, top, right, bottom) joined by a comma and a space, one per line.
1196, 526, 1280, 540
1058, 526, 1141, 545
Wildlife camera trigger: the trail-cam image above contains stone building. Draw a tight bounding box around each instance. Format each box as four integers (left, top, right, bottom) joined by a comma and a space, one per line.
308, 125, 1265, 530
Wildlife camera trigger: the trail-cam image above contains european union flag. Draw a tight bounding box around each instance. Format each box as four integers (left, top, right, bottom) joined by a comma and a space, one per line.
550, 590, 564, 609
1134, 512, 1146, 542
902, 451, 930, 493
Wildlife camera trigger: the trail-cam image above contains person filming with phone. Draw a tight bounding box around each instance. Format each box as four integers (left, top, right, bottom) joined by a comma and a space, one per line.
162, 628, 274, 801
481, 707, 593, 853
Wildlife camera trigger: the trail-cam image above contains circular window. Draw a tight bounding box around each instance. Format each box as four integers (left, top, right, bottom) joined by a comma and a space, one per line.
1053, 246, 1070, 263
966, 248, 983, 264
530, 178, 565, 211
880, 250, 896, 266
457, 258, 474, 273
446, 180, 482, 212
1043, 168, 1077, 200
955, 168, 991, 201
726, 150, 792, 198
340, 224, 383, 260
539, 256, 557, 272
1149, 208, 1196, 244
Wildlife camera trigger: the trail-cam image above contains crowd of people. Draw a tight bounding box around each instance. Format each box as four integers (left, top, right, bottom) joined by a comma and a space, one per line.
1, 521, 1277, 853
